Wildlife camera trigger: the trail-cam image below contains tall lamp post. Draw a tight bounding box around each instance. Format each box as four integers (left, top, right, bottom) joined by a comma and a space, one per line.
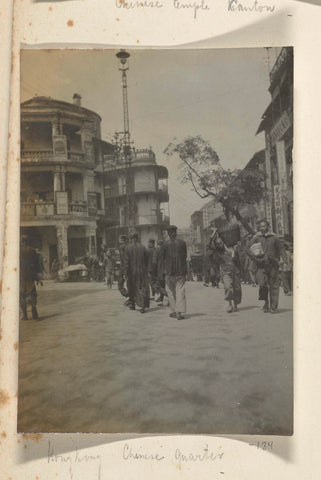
116, 49, 135, 234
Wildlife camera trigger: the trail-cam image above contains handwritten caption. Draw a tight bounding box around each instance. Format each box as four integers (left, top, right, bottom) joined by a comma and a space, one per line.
115, 0, 210, 19
114, 0, 276, 18
48, 440, 275, 479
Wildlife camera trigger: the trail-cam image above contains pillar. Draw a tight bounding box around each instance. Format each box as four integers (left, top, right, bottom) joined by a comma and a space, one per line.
56, 223, 69, 268
83, 171, 94, 202
85, 225, 97, 256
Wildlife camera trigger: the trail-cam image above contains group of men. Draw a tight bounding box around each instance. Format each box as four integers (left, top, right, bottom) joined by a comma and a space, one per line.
19, 218, 290, 321
117, 218, 290, 318
206, 219, 290, 313
118, 225, 187, 318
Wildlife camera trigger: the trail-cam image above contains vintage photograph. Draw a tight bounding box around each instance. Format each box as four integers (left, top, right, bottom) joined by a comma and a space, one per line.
18, 47, 293, 434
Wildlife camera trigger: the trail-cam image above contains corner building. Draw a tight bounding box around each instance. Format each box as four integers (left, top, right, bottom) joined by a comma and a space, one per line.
20, 95, 115, 269
103, 148, 170, 247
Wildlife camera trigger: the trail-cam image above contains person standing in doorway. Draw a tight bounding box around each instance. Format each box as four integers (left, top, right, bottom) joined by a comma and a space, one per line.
162, 225, 187, 320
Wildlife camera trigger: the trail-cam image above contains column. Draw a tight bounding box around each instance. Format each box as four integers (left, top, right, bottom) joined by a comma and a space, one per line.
56, 223, 69, 267
52, 121, 59, 137
83, 170, 94, 202
85, 225, 97, 256
54, 170, 61, 193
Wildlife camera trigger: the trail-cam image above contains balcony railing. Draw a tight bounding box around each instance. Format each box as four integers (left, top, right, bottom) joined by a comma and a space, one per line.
69, 203, 88, 214
21, 150, 86, 163
21, 151, 53, 162
21, 201, 93, 218
21, 202, 55, 218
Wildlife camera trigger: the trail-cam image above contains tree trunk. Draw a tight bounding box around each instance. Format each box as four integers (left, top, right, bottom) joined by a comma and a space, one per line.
230, 207, 255, 235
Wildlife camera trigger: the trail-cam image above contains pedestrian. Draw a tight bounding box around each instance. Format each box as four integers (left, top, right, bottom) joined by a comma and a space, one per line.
104, 250, 115, 289
51, 258, 59, 280
248, 219, 284, 313
124, 232, 150, 313
147, 238, 157, 300
208, 233, 242, 313
118, 235, 129, 299
20, 235, 41, 320
203, 249, 211, 287
279, 241, 293, 296
152, 238, 167, 305
162, 225, 187, 320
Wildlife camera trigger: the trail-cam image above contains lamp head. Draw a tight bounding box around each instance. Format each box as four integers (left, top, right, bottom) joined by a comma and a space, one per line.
116, 50, 130, 65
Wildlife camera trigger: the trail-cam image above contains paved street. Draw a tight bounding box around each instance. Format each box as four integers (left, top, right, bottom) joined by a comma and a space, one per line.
18, 280, 293, 435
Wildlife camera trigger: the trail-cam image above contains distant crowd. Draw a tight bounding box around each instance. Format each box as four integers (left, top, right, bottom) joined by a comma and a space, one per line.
20, 219, 292, 320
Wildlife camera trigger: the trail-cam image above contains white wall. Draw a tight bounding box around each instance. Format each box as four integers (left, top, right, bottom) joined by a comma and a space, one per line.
134, 168, 156, 193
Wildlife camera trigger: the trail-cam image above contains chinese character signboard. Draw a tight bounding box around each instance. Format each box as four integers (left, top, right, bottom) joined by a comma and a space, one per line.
273, 185, 284, 236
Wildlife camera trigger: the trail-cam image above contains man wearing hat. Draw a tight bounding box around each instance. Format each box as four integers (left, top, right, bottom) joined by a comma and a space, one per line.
124, 232, 149, 313
161, 225, 187, 320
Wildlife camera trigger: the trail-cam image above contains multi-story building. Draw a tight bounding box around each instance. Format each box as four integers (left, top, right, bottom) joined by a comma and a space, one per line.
103, 148, 170, 247
257, 47, 293, 237
20, 95, 115, 269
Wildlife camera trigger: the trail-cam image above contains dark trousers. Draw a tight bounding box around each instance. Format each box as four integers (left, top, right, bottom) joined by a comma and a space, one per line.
281, 271, 292, 294
256, 264, 280, 310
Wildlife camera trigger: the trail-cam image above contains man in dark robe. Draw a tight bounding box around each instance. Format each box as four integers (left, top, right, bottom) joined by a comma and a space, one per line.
124, 232, 150, 313
152, 238, 167, 305
20, 235, 41, 320
118, 235, 128, 298
147, 238, 157, 300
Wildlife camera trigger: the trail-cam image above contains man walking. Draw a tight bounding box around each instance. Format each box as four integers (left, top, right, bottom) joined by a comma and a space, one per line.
152, 238, 167, 305
104, 250, 115, 289
20, 235, 41, 320
162, 225, 187, 320
248, 219, 284, 313
118, 235, 128, 298
147, 238, 157, 300
124, 232, 150, 313
208, 233, 242, 313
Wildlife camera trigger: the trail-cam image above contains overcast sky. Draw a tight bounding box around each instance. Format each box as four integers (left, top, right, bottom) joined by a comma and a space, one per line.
21, 48, 278, 228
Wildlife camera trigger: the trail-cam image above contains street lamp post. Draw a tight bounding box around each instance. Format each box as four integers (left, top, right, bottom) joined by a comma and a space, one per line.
116, 50, 135, 235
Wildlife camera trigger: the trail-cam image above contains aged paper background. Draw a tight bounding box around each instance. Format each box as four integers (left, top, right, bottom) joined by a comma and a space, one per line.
1, 0, 320, 478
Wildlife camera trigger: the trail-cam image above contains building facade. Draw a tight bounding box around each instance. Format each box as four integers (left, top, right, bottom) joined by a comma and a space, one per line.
21, 95, 115, 269
257, 47, 294, 237
103, 148, 170, 247
20, 95, 170, 269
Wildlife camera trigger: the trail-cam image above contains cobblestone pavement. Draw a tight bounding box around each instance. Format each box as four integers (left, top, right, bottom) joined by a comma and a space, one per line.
18, 280, 293, 434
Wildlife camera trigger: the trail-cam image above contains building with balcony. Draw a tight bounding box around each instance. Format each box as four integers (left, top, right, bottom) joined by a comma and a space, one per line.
257, 47, 293, 237
20, 95, 115, 269
103, 148, 170, 247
